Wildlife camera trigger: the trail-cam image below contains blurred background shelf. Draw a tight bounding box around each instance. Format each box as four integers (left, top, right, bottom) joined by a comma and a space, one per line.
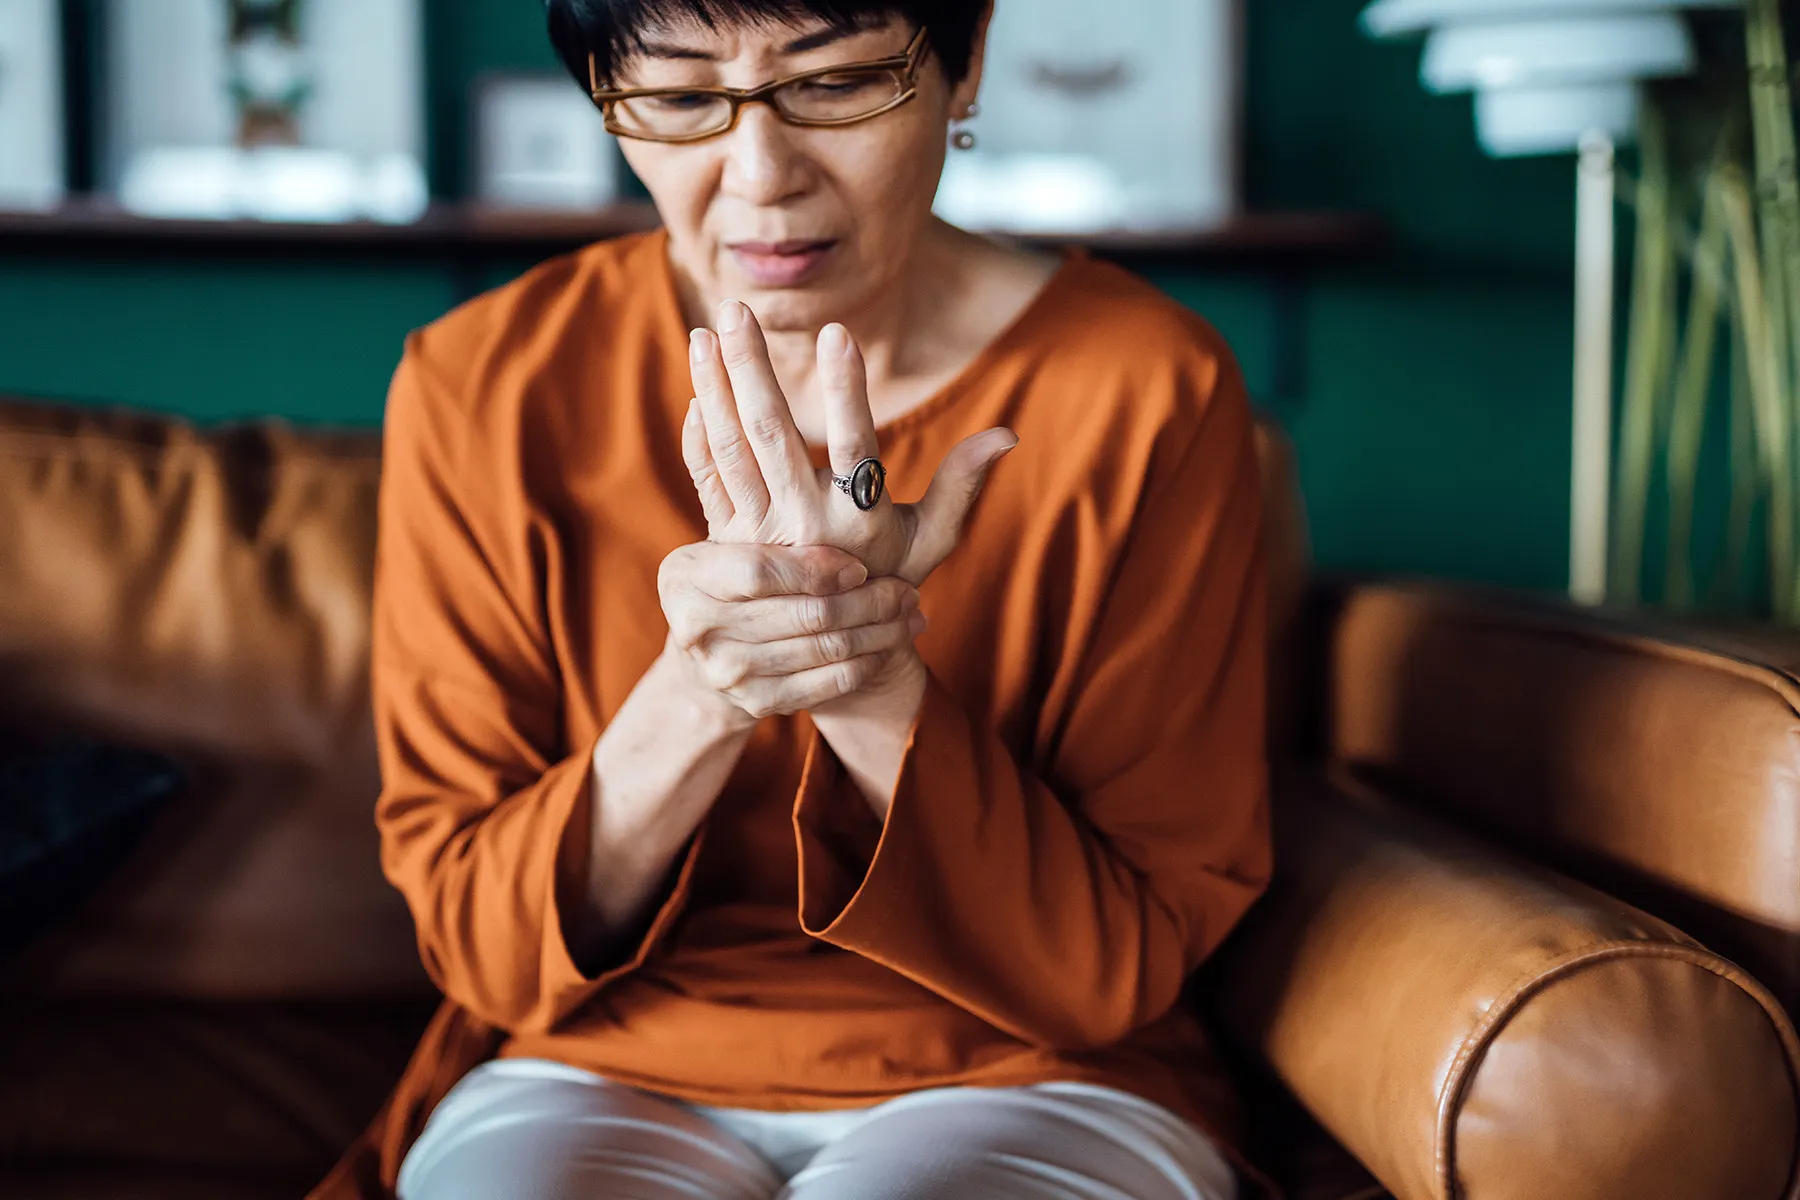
0, 200, 1386, 264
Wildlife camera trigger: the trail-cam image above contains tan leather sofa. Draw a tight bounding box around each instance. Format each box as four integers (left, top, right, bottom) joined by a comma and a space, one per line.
0, 394, 1794, 1200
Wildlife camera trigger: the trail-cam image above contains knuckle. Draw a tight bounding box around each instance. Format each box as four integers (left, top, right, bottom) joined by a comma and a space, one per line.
745, 555, 780, 597
796, 595, 832, 635
699, 658, 734, 693
746, 414, 787, 447
667, 616, 699, 650
815, 630, 852, 664
656, 547, 689, 596
833, 660, 866, 696
877, 581, 911, 620
712, 437, 754, 472
709, 648, 751, 690
687, 459, 721, 491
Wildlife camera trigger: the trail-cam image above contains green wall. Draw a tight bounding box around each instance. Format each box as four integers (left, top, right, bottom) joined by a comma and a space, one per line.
0, 0, 1577, 592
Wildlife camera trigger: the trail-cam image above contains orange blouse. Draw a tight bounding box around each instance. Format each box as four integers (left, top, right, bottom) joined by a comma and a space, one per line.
312, 229, 1272, 1198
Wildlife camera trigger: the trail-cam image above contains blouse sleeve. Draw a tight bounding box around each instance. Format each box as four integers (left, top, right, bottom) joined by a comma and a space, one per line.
794, 352, 1271, 1052
370, 334, 703, 1034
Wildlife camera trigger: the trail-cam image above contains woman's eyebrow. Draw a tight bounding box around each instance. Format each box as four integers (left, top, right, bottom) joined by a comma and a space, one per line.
635, 25, 860, 62
782, 26, 859, 54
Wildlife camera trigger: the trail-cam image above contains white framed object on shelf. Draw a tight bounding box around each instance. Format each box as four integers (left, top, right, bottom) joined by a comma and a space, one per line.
102, 0, 428, 223
474, 74, 621, 210
935, 0, 1241, 234
0, 0, 65, 211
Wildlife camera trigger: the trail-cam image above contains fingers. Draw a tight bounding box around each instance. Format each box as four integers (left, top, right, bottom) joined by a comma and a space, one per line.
660, 538, 928, 721
715, 609, 926, 681
725, 578, 917, 641
817, 324, 882, 479
715, 300, 815, 503
731, 653, 895, 722
669, 575, 917, 649
662, 542, 868, 606
908, 427, 1020, 580
682, 398, 735, 534
691, 327, 770, 522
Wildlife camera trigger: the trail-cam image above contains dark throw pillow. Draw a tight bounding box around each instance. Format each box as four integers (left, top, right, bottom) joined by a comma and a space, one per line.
0, 738, 182, 962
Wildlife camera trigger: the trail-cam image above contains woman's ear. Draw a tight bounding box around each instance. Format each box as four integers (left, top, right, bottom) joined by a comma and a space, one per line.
948, 3, 995, 120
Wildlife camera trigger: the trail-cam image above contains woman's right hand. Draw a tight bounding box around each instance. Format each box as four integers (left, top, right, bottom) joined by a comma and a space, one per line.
658, 540, 925, 725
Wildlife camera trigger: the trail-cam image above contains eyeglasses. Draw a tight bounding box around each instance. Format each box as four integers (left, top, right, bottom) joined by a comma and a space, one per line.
589, 26, 930, 144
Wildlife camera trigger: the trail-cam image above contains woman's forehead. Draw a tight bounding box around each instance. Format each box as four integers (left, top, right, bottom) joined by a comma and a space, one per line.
625, 12, 902, 69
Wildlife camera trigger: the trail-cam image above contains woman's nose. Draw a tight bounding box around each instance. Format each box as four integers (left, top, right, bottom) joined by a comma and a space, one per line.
719, 104, 810, 205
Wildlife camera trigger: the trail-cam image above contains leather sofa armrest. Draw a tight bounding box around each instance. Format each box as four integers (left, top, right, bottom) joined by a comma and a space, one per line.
1211, 768, 1800, 1200
1312, 579, 1800, 1009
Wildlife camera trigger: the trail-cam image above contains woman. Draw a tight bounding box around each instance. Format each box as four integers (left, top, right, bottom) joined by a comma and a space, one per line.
314, 1, 1271, 1197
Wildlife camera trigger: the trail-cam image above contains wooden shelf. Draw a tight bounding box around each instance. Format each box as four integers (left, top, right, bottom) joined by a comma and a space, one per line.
0, 200, 1386, 264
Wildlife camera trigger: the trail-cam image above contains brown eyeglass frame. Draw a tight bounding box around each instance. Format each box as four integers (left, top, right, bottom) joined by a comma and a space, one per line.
589, 25, 930, 144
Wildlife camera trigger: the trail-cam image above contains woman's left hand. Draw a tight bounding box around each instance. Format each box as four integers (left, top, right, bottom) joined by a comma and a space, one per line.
684, 300, 1018, 588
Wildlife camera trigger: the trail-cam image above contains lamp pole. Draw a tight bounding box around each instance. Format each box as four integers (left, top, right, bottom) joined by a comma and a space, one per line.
1571, 129, 1617, 605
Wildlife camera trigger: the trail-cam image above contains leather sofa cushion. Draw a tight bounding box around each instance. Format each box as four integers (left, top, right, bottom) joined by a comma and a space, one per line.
0, 398, 426, 999
0, 997, 431, 1197
1323, 582, 1800, 1014
1217, 768, 1800, 1200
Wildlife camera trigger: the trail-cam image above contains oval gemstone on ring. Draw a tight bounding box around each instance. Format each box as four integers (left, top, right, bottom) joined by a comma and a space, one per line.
850, 458, 885, 511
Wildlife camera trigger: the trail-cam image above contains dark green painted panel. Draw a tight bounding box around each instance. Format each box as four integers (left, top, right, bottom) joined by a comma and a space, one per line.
0, 258, 453, 424
1290, 270, 1573, 591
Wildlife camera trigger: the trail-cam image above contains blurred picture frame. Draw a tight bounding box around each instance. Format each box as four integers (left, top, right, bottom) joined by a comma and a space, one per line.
102, 0, 427, 223
0, 0, 65, 211
935, 0, 1241, 234
474, 73, 621, 211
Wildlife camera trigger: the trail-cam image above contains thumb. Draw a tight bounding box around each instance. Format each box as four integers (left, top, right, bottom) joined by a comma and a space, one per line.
908, 428, 1019, 579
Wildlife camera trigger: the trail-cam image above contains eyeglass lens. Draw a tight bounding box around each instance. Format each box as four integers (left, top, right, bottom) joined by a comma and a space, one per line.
608, 68, 909, 139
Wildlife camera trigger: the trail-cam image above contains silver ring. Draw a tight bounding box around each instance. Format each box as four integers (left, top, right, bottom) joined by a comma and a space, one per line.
832, 457, 886, 512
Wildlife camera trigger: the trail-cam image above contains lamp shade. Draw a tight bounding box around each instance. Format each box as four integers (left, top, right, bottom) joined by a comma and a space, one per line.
1360, 0, 1738, 157
1422, 15, 1696, 94
1362, 0, 1741, 39
1475, 83, 1642, 155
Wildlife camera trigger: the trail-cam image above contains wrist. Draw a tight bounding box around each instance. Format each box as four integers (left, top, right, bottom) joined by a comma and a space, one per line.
650, 641, 760, 739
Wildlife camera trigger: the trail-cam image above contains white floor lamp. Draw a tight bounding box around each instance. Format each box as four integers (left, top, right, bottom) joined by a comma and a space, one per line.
1359, 0, 1741, 604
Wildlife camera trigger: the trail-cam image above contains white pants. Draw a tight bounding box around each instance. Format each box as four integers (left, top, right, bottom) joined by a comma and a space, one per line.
397, 1059, 1238, 1200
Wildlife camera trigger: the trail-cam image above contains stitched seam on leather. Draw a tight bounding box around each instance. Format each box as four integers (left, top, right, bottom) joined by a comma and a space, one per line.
1433, 941, 1800, 1200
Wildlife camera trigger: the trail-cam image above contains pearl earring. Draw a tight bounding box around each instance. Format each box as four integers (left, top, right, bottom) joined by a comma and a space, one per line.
951, 102, 979, 151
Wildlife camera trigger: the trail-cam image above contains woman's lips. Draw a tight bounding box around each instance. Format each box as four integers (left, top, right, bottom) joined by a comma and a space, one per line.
727, 239, 837, 287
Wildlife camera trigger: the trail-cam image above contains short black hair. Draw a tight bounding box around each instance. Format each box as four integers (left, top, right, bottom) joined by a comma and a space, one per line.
544, 0, 985, 90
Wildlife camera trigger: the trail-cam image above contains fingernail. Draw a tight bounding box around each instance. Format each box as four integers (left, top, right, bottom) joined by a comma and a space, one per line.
719, 300, 745, 332
689, 329, 710, 365
819, 323, 850, 360
836, 563, 868, 591
909, 611, 929, 637
901, 589, 920, 614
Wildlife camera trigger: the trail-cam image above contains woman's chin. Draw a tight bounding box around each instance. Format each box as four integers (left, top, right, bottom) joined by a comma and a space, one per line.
731, 287, 857, 336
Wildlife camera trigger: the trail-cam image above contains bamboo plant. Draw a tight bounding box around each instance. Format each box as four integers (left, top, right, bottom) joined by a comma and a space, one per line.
1612, 0, 1800, 621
